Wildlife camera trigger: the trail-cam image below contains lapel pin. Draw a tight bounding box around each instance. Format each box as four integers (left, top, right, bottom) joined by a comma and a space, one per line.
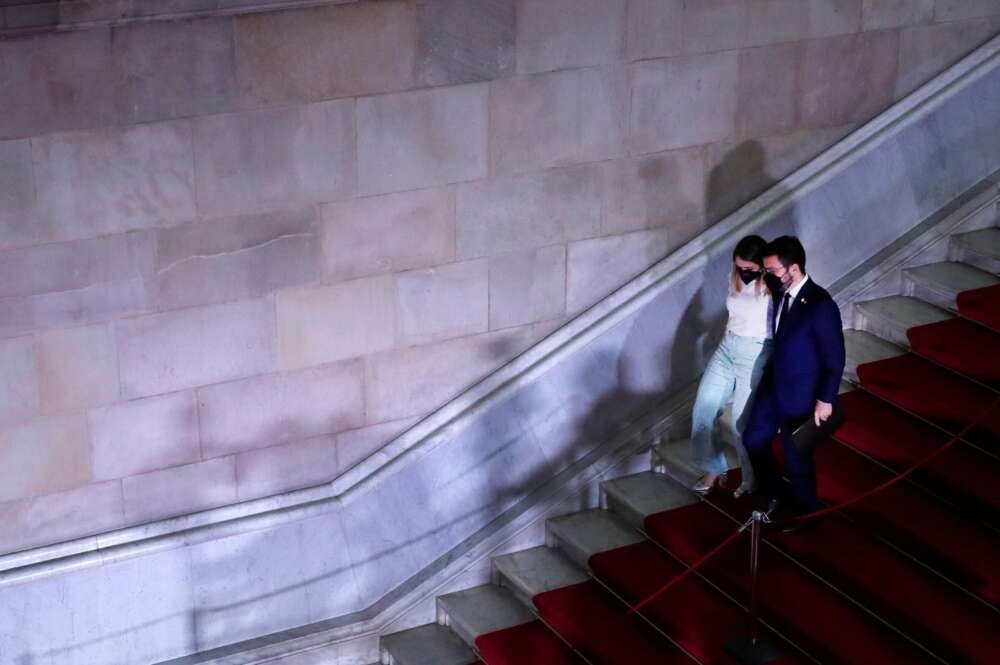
801, 297, 807, 304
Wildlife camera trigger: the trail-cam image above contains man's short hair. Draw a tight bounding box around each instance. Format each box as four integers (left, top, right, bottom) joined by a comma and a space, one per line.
766, 235, 806, 273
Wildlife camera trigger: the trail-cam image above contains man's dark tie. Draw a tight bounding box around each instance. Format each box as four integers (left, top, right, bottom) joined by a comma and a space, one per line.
777, 292, 791, 333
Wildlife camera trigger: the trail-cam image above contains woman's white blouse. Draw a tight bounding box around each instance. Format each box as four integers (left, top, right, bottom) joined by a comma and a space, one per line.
725, 279, 771, 339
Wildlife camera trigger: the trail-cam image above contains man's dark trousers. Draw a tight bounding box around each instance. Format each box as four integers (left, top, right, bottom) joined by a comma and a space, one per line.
742, 278, 845, 514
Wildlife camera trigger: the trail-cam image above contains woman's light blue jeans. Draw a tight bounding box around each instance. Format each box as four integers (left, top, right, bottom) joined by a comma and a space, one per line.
690, 330, 772, 489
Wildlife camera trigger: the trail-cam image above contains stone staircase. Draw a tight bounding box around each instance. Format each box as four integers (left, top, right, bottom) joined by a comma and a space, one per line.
375, 214, 1000, 664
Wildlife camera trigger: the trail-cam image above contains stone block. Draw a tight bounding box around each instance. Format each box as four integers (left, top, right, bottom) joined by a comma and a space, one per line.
89, 391, 200, 481
600, 147, 707, 236
364, 323, 547, 423
358, 83, 488, 196
155, 207, 321, 310
0, 278, 153, 340
416, 0, 515, 86
516, 0, 625, 74
630, 52, 739, 154
199, 360, 365, 458
0, 232, 154, 300
117, 299, 277, 398
489, 245, 566, 329
0, 414, 90, 503
737, 42, 802, 137
112, 16, 240, 124
456, 165, 602, 258
0, 481, 124, 556
193, 100, 356, 219
235, 435, 340, 501
0, 28, 116, 139
490, 66, 627, 176
0, 139, 36, 249
628, 0, 748, 60
934, 0, 1000, 21
800, 30, 899, 128
320, 187, 456, 282
33, 121, 197, 243
276, 276, 396, 369
37, 324, 119, 415
745, 0, 862, 47
862, 0, 934, 29
335, 417, 418, 471
395, 259, 489, 345
122, 457, 236, 524
4, 2, 60, 29
235, 1, 415, 105
0, 336, 38, 427
895, 18, 1000, 99
566, 229, 671, 314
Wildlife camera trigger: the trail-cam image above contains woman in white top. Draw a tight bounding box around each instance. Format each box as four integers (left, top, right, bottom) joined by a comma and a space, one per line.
690, 235, 773, 497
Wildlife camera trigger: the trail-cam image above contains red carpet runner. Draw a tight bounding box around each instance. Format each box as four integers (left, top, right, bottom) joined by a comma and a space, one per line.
469, 286, 1000, 664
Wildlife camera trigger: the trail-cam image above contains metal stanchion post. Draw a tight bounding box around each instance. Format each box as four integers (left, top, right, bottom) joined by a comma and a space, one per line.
725, 510, 782, 664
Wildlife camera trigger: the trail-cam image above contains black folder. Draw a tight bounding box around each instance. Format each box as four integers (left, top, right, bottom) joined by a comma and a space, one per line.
790, 403, 846, 453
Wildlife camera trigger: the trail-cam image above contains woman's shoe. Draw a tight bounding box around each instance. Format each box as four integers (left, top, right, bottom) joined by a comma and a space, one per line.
732, 485, 755, 499
692, 472, 726, 493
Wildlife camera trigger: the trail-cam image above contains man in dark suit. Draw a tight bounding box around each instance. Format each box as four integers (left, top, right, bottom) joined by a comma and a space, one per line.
742, 236, 846, 532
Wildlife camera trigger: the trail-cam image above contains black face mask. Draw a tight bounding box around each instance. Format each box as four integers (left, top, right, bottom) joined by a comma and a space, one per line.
738, 268, 761, 285
763, 272, 785, 293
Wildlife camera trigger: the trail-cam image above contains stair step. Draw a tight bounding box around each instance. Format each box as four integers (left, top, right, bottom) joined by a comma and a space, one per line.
844, 329, 904, 383
492, 546, 588, 606
903, 261, 1000, 310
547, 509, 644, 570
601, 471, 696, 530
949, 228, 1000, 274
854, 295, 953, 347
436, 585, 534, 648
380, 624, 478, 665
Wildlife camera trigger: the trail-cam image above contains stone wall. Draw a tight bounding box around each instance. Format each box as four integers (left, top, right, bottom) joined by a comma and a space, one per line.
1, 0, 998, 556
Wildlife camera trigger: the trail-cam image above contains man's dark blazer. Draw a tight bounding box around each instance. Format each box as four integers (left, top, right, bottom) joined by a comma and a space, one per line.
767, 278, 846, 418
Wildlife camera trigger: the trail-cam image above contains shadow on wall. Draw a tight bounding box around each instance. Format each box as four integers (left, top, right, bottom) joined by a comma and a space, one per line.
21, 141, 804, 665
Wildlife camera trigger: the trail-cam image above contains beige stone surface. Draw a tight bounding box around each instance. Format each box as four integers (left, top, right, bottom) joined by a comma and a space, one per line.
516, 0, 625, 74
628, 0, 747, 60
37, 324, 119, 415
113, 16, 240, 124
277, 276, 396, 369
935, 0, 1000, 21
0, 481, 124, 556
89, 391, 201, 481
489, 245, 567, 330
0, 139, 36, 250
737, 42, 802, 138
895, 17, 1000, 99
566, 229, 671, 314
335, 416, 419, 472
193, 100, 356, 218
0, 28, 116, 139
0, 414, 91, 503
456, 165, 602, 258
630, 52, 739, 154
320, 187, 456, 283
490, 66, 627, 176
33, 122, 197, 242
395, 259, 489, 345
745, 0, 862, 47
235, 1, 415, 105
122, 457, 236, 524
861, 0, 934, 29
600, 148, 707, 236
117, 299, 277, 398
364, 323, 551, 423
416, 0, 515, 86
235, 435, 340, 500
154, 207, 321, 310
0, 336, 39, 427
358, 83, 489, 196
199, 360, 365, 458
800, 30, 899, 128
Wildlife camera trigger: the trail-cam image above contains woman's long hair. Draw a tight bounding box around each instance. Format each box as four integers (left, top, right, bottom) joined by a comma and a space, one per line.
730, 235, 769, 296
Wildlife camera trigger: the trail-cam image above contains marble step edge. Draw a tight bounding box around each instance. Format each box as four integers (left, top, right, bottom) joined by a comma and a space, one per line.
853, 295, 953, 347
902, 261, 1000, 311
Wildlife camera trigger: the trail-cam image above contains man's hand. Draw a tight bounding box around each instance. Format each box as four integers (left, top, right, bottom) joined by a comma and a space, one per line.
814, 400, 832, 427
